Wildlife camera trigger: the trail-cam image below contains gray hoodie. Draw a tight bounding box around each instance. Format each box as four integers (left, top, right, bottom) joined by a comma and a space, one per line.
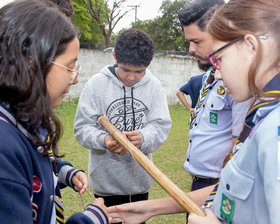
74, 65, 172, 196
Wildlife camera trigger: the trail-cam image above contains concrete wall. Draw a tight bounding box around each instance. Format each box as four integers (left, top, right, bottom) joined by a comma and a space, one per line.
66, 49, 202, 105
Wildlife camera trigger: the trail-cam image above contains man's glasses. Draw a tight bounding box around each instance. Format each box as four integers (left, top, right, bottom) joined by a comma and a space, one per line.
52, 61, 81, 83
208, 35, 269, 70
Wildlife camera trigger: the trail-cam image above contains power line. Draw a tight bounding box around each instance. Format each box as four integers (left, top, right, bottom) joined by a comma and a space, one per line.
127, 4, 140, 23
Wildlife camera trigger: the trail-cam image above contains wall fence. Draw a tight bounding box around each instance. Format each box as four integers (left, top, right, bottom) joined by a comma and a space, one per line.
66, 49, 202, 105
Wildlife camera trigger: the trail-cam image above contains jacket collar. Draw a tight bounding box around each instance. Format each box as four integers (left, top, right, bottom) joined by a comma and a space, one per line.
0, 102, 31, 139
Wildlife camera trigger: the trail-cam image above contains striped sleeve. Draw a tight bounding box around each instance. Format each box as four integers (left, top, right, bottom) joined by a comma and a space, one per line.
58, 164, 84, 189
83, 204, 109, 224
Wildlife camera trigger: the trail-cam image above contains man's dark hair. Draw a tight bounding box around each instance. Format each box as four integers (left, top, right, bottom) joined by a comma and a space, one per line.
114, 28, 154, 67
178, 0, 224, 31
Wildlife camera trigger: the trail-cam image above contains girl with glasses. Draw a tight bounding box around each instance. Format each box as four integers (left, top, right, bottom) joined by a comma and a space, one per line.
0, 0, 108, 223
188, 0, 280, 223
108, 0, 280, 223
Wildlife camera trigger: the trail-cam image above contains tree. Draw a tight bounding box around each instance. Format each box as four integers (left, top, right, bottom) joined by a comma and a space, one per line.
81, 0, 133, 48
72, 0, 103, 49
132, 0, 190, 51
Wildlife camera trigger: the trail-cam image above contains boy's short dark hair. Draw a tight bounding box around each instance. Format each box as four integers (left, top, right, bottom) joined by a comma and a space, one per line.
178, 0, 224, 31
114, 28, 154, 67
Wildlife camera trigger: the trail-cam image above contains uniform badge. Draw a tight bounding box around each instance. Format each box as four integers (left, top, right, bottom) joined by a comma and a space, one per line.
210, 112, 218, 124
217, 85, 226, 96
220, 193, 235, 224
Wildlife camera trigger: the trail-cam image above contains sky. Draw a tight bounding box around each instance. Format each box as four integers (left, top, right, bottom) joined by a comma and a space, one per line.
113, 0, 230, 32
113, 0, 164, 32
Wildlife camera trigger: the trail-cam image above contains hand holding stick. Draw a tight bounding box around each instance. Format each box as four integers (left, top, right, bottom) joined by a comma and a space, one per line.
97, 115, 206, 216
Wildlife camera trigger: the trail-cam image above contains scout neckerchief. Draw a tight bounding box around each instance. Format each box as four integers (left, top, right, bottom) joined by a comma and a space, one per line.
203, 74, 280, 222
231, 74, 280, 156
0, 103, 64, 223
47, 148, 64, 224
189, 66, 217, 129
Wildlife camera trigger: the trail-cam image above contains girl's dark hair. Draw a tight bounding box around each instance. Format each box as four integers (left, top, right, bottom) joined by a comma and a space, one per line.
0, 0, 77, 154
46, 0, 75, 18
208, 0, 280, 101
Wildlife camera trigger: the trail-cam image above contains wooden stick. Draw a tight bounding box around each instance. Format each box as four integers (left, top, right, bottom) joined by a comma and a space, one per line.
97, 115, 206, 216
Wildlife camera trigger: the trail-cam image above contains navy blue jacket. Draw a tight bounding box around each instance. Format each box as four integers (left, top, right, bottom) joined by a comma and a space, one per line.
0, 103, 108, 224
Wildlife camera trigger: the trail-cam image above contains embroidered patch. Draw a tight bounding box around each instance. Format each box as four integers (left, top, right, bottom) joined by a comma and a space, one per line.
33, 175, 42, 193
210, 112, 218, 124
220, 193, 235, 224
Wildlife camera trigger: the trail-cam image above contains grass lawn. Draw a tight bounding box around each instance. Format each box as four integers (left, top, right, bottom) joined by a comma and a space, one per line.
55, 100, 192, 223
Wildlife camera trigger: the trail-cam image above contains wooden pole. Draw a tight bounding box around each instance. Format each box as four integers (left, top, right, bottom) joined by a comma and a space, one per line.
97, 115, 206, 216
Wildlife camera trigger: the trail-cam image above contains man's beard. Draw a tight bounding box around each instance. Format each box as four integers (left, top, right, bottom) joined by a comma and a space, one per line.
198, 61, 211, 72
191, 53, 211, 72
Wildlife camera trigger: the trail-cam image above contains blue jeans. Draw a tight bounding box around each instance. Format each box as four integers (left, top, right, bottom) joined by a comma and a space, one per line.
191, 178, 216, 191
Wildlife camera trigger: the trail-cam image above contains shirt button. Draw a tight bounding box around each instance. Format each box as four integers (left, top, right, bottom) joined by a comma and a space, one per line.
203, 105, 205, 107
37, 146, 44, 153
50, 195, 54, 201
226, 184, 230, 190
187, 158, 189, 162
194, 123, 197, 126
189, 139, 192, 143
211, 104, 214, 108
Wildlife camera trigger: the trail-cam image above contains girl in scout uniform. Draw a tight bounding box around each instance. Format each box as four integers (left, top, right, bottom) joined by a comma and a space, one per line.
0, 1, 109, 223
107, 0, 280, 223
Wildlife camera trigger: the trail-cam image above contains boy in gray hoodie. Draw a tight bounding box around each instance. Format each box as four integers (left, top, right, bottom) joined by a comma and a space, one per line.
74, 28, 172, 223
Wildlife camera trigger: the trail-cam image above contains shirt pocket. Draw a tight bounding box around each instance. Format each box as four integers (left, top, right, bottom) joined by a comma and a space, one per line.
207, 94, 226, 111
221, 160, 254, 200
205, 94, 231, 129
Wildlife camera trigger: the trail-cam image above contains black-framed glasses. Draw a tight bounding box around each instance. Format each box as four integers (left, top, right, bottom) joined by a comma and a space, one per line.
207, 35, 269, 70
52, 61, 81, 84
207, 36, 244, 70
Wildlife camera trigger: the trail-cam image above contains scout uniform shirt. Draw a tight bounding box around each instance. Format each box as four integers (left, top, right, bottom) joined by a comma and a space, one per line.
184, 67, 250, 179
212, 74, 280, 224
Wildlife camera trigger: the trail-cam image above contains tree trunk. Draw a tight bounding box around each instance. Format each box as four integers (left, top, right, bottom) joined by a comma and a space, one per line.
104, 35, 111, 48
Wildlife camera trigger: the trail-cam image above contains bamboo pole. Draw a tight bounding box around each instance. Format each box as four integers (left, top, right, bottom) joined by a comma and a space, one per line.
97, 115, 206, 216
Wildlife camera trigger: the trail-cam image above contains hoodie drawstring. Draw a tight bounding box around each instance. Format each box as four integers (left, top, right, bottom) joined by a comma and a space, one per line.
131, 87, 136, 130
123, 86, 127, 131
122, 86, 136, 131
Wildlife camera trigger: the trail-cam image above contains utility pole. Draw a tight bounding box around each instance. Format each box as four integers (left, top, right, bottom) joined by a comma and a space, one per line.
128, 4, 140, 23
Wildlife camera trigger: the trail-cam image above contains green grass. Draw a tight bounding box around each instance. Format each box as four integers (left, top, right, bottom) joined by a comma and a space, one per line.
56, 100, 192, 223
